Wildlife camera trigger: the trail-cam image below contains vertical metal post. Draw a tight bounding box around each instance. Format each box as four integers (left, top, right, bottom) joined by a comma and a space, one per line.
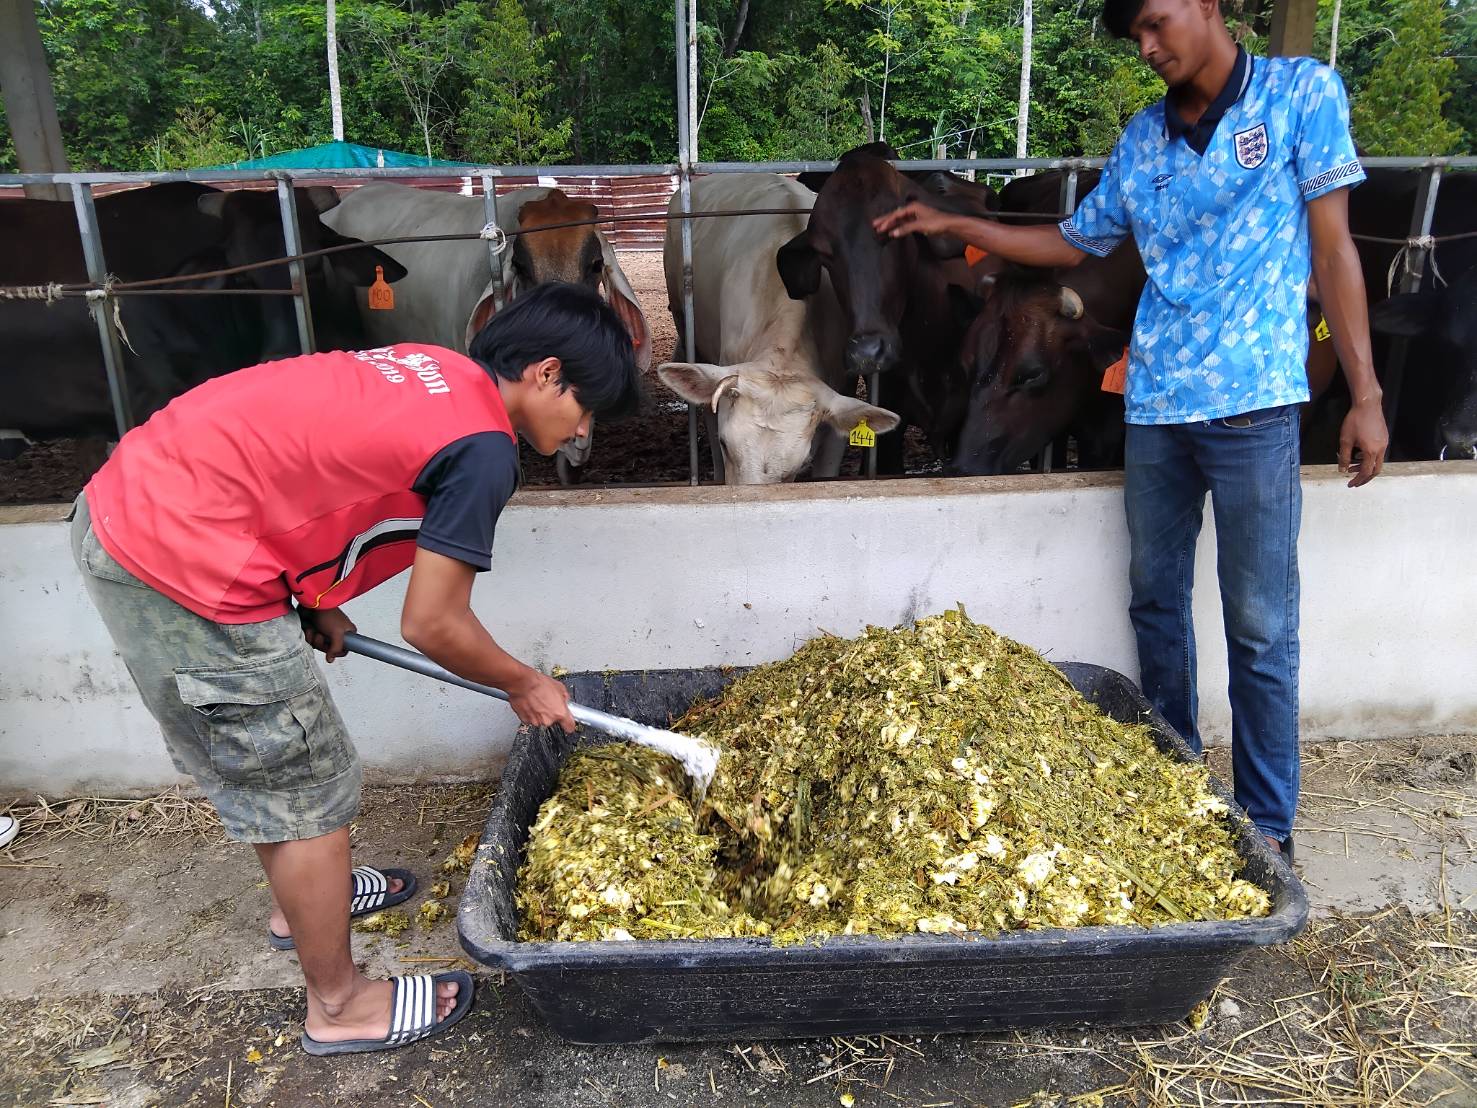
866, 374, 881, 478
1382, 163, 1443, 432
1063, 167, 1080, 214
676, 0, 700, 485
71, 182, 133, 438
481, 173, 506, 313
274, 174, 316, 355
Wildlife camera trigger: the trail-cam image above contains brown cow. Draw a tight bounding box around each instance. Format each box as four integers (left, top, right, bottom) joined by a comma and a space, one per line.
506, 189, 651, 483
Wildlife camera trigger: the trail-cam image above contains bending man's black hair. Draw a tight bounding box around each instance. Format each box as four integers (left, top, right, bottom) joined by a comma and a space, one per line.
469, 282, 642, 421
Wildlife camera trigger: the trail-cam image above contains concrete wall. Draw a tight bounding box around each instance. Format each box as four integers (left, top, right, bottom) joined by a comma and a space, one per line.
2, 462, 1474, 795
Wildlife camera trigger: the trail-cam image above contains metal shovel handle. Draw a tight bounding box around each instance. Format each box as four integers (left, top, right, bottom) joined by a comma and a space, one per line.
341, 632, 644, 739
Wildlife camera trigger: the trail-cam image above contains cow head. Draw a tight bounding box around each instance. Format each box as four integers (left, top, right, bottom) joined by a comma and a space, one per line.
657, 359, 900, 484
197, 187, 408, 357
950, 271, 1128, 476
777, 143, 997, 378
1371, 270, 1477, 460
464, 189, 650, 370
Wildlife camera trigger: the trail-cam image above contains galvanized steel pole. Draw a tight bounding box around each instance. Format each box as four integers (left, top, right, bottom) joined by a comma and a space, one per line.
1381, 164, 1444, 433
274, 175, 317, 355
70, 182, 133, 438
676, 0, 701, 485
481, 173, 506, 314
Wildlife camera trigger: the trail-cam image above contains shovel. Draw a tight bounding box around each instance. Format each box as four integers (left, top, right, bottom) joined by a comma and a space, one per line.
342, 633, 721, 796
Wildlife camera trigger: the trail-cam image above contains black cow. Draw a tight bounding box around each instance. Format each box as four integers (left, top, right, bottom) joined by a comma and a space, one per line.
1351, 169, 1477, 459
776, 143, 1000, 471
0, 184, 405, 441
1371, 266, 1477, 459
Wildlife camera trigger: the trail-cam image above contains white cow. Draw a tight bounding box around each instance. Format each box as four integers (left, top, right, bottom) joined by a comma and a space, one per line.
321, 182, 649, 482
659, 174, 899, 484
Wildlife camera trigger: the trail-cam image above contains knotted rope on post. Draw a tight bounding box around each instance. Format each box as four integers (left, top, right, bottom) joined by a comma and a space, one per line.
1386, 235, 1446, 297
479, 222, 508, 254
85, 276, 137, 355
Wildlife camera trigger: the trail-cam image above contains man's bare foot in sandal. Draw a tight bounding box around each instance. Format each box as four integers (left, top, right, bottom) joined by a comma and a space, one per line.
268, 865, 418, 951
306, 974, 460, 1042
301, 971, 475, 1056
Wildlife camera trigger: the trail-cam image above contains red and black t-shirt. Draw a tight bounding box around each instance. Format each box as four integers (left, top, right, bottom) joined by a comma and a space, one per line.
86, 344, 518, 623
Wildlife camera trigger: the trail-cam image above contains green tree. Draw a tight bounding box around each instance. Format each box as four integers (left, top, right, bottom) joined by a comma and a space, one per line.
149, 106, 247, 169
1350, 0, 1465, 155
457, 0, 572, 164
771, 43, 870, 158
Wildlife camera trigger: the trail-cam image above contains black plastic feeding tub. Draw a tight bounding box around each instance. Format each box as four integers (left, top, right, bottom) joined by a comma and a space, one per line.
457, 663, 1308, 1044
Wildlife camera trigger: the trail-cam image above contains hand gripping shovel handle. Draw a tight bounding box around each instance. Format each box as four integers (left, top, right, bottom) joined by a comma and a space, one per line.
340, 633, 720, 793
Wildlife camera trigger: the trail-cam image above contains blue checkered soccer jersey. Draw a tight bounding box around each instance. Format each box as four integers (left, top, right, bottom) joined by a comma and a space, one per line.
1059, 56, 1364, 425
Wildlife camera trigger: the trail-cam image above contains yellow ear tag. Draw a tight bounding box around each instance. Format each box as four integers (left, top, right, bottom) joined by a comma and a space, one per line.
368, 265, 395, 311
1314, 314, 1331, 342
849, 418, 877, 448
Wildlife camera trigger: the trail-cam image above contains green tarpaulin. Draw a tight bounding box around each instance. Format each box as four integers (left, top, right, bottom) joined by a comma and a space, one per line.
212, 141, 474, 170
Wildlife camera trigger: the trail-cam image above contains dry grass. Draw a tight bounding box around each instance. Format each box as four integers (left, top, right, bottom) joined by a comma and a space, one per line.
2, 786, 223, 851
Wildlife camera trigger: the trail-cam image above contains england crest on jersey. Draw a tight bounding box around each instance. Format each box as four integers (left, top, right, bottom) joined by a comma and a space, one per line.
1233, 123, 1269, 170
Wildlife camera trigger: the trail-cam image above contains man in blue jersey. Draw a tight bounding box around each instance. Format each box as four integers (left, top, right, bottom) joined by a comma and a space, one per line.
875, 0, 1388, 864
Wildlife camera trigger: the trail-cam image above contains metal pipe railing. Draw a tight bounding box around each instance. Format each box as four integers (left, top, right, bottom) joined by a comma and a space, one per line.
6, 155, 1471, 482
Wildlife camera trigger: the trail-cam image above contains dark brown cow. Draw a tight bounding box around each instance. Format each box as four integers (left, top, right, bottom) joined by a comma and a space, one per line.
776, 143, 999, 469
951, 170, 1345, 475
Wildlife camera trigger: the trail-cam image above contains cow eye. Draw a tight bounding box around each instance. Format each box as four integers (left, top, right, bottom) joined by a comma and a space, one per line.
589, 256, 604, 274
1013, 367, 1050, 392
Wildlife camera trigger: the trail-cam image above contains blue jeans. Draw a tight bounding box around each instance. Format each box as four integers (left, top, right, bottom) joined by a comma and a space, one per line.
1124, 405, 1301, 842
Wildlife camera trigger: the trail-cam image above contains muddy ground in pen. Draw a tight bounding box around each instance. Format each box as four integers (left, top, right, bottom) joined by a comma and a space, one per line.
0, 251, 942, 504
2, 734, 1475, 1107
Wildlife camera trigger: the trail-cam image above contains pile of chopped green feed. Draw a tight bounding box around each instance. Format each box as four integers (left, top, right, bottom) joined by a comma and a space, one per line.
517, 609, 1271, 943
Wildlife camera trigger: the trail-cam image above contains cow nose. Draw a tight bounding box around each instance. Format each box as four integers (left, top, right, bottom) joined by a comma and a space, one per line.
846, 333, 895, 373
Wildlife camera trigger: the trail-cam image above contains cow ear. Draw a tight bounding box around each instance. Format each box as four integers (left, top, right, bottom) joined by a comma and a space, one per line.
820, 392, 902, 435
923, 232, 966, 260
322, 227, 407, 287
657, 361, 733, 407
910, 171, 1000, 217
1087, 326, 1131, 373
196, 191, 228, 219
796, 171, 830, 193
306, 186, 341, 214
600, 239, 652, 370
776, 232, 822, 299
466, 276, 505, 350
947, 283, 983, 330
1370, 292, 1441, 338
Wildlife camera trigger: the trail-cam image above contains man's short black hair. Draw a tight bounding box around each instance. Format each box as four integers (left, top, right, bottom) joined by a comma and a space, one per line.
469, 282, 642, 421
1102, 0, 1144, 38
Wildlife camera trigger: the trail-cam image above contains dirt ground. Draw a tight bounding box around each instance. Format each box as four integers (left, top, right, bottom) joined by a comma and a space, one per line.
2, 735, 1475, 1107
0, 251, 941, 504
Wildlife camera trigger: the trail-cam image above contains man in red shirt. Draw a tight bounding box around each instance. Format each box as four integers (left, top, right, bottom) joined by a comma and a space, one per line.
71, 283, 640, 1055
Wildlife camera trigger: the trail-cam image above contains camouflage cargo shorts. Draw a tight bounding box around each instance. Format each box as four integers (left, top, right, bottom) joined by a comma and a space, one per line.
70, 494, 362, 843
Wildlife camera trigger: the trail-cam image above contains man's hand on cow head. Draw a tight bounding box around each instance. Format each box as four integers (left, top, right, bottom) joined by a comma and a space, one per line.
872, 202, 957, 241
1339, 396, 1389, 488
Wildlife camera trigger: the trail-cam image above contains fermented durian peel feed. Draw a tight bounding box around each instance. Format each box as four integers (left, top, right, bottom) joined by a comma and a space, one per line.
518, 610, 1269, 943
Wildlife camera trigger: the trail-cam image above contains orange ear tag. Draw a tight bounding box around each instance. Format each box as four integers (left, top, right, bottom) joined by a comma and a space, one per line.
368, 265, 395, 311
1101, 347, 1129, 394
964, 245, 989, 267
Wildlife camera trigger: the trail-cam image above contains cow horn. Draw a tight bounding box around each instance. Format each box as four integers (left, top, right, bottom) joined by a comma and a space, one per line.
710, 374, 742, 414
1059, 286, 1085, 320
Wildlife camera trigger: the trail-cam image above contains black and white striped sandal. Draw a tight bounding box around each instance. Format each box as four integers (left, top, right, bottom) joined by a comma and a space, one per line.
300, 971, 475, 1056
268, 865, 418, 950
